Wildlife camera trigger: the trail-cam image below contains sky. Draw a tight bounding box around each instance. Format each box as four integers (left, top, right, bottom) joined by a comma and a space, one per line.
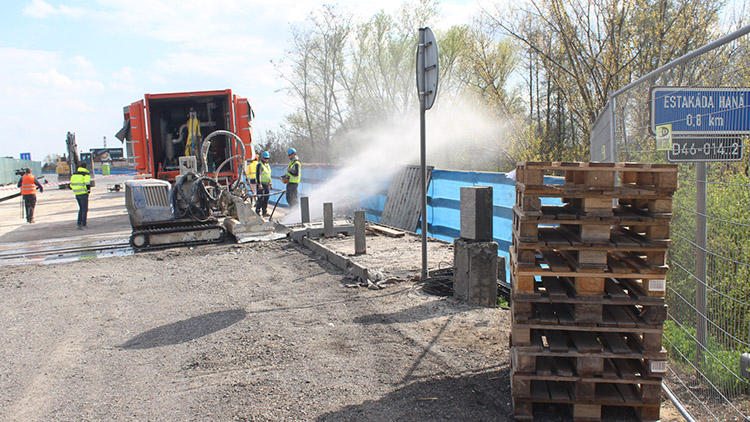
0, 0, 484, 163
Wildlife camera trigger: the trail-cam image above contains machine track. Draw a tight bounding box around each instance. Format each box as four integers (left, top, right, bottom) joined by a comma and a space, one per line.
130, 222, 227, 252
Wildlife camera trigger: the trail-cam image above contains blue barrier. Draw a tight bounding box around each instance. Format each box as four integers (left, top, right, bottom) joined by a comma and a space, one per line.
270, 164, 563, 280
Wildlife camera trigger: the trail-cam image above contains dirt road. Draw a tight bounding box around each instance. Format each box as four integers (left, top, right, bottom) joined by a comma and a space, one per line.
0, 240, 515, 421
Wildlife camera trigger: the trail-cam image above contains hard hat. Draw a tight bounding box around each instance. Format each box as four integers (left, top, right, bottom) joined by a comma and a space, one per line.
262, 151, 270, 159
287, 147, 296, 156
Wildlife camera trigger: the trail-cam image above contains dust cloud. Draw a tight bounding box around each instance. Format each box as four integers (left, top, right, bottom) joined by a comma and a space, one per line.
281, 96, 509, 224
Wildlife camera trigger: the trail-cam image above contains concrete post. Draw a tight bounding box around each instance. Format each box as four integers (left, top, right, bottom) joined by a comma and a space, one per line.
460, 186, 493, 241
300, 197, 310, 223
354, 211, 366, 255
453, 239, 498, 307
323, 202, 334, 237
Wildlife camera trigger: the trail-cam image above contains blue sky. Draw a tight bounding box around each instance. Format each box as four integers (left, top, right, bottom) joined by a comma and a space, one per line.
0, 0, 482, 162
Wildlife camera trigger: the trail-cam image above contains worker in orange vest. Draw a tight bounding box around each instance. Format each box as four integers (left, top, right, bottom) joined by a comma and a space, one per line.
17, 168, 44, 223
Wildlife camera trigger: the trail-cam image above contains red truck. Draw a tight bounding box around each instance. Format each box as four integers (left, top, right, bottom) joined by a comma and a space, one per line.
115, 89, 254, 182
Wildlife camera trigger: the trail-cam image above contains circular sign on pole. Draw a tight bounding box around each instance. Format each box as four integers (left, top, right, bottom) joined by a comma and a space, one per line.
416, 27, 439, 110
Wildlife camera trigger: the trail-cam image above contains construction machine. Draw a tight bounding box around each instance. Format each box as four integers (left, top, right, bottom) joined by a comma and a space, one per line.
125, 130, 280, 251
56, 132, 79, 188
115, 89, 253, 182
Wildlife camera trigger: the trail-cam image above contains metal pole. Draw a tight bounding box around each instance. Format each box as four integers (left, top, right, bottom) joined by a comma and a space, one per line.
662, 382, 697, 422
696, 161, 707, 365
609, 95, 617, 162
418, 29, 428, 282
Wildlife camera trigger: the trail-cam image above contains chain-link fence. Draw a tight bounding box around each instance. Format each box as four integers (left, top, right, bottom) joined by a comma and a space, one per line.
591, 26, 750, 422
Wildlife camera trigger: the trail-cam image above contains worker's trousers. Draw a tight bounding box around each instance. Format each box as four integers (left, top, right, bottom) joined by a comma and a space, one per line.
22, 194, 36, 222
256, 183, 270, 214
76, 194, 89, 227
286, 183, 298, 208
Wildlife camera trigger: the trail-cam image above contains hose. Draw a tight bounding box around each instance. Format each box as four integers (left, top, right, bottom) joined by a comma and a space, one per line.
199, 130, 246, 188
268, 189, 287, 220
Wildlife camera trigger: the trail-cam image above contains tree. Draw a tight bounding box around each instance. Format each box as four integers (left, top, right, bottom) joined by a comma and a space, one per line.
482, 0, 722, 160
277, 5, 352, 163
42, 154, 60, 172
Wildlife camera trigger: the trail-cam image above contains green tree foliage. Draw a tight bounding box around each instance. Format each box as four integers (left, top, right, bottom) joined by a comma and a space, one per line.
482, 0, 722, 161
277, 1, 523, 167
275, 5, 352, 163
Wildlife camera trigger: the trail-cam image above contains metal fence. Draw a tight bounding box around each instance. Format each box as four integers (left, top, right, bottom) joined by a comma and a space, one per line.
591, 26, 750, 421
0, 158, 42, 186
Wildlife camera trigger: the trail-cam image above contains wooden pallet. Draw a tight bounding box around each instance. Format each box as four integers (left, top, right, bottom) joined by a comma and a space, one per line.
516, 161, 678, 193
514, 204, 673, 223
511, 350, 668, 379
512, 398, 662, 422
511, 328, 666, 356
512, 301, 667, 327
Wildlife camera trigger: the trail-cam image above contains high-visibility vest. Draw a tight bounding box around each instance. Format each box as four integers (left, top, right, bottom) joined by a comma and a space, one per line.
185, 114, 201, 156
70, 167, 91, 196
20, 174, 37, 195
245, 159, 258, 180
259, 162, 272, 184
286, 158, 301, 184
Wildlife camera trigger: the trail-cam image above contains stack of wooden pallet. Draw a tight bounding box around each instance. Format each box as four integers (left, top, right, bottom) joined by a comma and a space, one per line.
509, 161, 678, 422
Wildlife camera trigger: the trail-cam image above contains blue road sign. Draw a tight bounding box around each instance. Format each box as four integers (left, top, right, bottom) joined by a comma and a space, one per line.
651, 87, 750, 135
20, 152, 31, 160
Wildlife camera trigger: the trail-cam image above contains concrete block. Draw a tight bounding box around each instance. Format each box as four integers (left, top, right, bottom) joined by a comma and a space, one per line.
354, 211, 366, 254
453, 238, 498, 307
300, 197, 310, 223
323, 202, 334, 237
460, 186, 493, 241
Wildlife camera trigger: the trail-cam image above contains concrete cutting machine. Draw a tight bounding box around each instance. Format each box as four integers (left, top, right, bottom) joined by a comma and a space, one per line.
125, 130, 277, 251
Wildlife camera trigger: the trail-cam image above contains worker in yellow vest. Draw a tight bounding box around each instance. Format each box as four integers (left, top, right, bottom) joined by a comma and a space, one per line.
70, 162, 92, 229
282, 147, 301, 208
255, 151, 272, 216
17, 168, 43, 223
245, 153, 259, 197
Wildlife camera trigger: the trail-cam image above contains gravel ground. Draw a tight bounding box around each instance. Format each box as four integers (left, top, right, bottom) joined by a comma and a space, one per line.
0, 232, 682, 421
0, 240, 514, 421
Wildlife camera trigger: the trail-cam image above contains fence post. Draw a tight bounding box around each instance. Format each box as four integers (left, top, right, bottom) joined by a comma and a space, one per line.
696, 162, 708, 365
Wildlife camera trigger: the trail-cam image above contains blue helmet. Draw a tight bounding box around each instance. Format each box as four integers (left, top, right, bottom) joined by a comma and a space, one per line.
287, 147, 297, 156
261, 151, 271, 159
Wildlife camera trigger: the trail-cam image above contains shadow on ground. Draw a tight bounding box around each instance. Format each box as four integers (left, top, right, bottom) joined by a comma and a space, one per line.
316, 368, 512, 422
119, 309, 247, 350
353, 302, 461, 325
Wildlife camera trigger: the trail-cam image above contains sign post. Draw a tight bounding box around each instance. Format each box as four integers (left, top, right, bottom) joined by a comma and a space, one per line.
417, 27, 438, 282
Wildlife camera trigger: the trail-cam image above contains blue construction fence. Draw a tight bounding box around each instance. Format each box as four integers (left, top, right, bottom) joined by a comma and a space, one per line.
270, 164, 562, 277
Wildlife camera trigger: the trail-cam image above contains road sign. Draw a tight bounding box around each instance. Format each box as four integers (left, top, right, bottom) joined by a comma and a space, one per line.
667, 137, 744, 162
417, 27, 439, 110
655, 124, 672, 150
20, 153, 31, 160
651, 87, 750, 135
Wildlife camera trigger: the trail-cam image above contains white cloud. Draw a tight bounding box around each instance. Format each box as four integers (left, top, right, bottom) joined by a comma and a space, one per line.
23, 0, 86, 18
22, 0, 56, 18
112, 66, 135, 83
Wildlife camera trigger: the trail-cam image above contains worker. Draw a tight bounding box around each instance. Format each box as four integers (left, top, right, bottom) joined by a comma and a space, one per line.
184, 110, 201, 156
17, 168, 43, 223
282, 147, 301, 208
255, 151, 272, 216
70, 161, 92, 229
245, 153, 259, 197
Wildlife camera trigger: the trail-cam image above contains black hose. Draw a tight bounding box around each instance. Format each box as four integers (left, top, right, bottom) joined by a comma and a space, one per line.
268, 189, 287, 220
